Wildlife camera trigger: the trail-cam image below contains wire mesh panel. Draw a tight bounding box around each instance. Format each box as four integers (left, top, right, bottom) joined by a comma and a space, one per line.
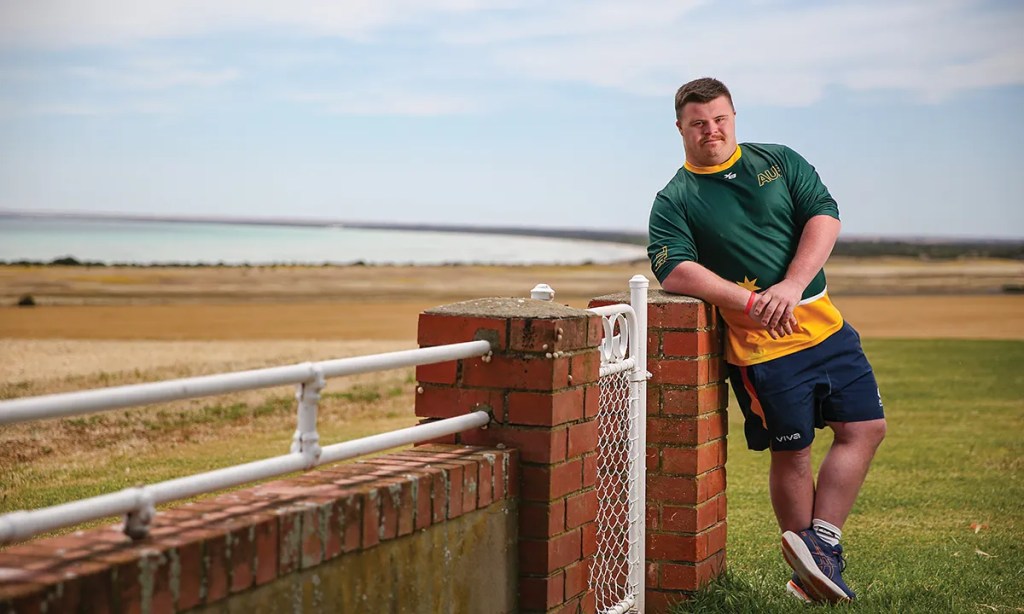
593, 368, 641, 613
589, 303, 645, 614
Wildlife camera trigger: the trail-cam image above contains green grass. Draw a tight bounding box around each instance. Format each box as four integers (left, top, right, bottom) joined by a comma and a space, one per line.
673, 339, 1024, 613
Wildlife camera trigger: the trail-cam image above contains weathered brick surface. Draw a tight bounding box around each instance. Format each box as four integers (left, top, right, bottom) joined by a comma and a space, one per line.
0, 446, 514, 614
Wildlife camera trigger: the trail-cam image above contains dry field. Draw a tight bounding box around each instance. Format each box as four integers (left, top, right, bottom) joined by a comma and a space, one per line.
1, 259, 1021, 503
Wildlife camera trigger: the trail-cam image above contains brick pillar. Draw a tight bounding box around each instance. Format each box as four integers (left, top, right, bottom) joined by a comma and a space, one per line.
415, 298, 603, 614
590, 290, 728, 612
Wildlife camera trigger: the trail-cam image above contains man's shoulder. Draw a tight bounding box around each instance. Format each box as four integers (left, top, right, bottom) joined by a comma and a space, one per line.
740, 142, 795, 159
656, 165, 691, 199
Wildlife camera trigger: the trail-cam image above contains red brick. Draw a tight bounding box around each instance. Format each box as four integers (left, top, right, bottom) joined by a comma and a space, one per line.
491, 426, 567, 464
507, 388, 584, 426
415, 386, 505, 421
647, 532, 697, 560
520, 500, 566, 538
563, 559, 590, 600
647, 504, 660, 531
417, 313, 507, 349
462, 458, 480, 514
520, 459, 583, 502
203, 534, 230, 603
661, 499, 718, 533
228, 523, 255, 593
361, 490, 380, 549
647, 417, 698, 445
519, 529, 582, 574
662, 330, 715, 358
647, 446, 660, 472
582, 453, 597, 488
584, 383, 600, 418
567, 420, 599, 458
569, 349, 600, 384
647, 386, 662, 416
565, 489, 598, 529
519, 571, 565, 610
660, 562, 697, 592
587, 314, 604, 346
648, 358, 704, 387
661, 446, 697, 475
648, 299, 708, 330
581, 522, 598, 558
252, 514, 279, 586
462, 354, 570, 391
648, 331, 661, 356
703, 521, 727, 557
645, 589, 686, 612
648, 474, 698, 505
697, 468, 726, 503
477, 456, 494, 507
663, 384, 728, 417
173, 539, 205, 608
510, 317, 591, 352
415, 360, 458, 384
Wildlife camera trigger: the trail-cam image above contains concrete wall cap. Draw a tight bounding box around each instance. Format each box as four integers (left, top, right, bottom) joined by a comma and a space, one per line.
591, 289, 704, 305
424, 297, 591, 319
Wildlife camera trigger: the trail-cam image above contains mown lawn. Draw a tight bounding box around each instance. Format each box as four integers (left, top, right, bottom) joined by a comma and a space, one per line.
673, 338, 1024, 613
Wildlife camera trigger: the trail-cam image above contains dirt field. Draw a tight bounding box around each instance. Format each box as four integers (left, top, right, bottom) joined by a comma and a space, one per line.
0, 259, 1021, 342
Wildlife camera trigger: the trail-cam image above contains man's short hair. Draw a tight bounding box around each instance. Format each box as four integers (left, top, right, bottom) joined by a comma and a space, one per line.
674, 77, 733, 119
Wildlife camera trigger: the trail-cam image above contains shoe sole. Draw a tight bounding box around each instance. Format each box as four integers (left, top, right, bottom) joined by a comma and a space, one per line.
785, 579, 813, 604
781, 532, 851, 604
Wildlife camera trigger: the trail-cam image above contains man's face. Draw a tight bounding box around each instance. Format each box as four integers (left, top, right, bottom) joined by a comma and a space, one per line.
676, 95, 737, 167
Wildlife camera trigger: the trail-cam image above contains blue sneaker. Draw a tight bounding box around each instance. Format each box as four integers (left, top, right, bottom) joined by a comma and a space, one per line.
785, 573, 813, 604
781, 529, 856, 603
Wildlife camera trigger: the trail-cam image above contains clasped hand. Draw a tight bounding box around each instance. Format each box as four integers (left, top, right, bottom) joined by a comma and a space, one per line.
749, 279, 803, 339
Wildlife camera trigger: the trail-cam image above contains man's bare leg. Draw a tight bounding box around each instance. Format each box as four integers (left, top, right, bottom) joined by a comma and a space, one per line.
813, 419, 887, 528
769, 447, 815, 533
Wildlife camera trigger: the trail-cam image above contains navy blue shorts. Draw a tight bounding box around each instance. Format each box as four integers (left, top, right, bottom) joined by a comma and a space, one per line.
727, 322, 885, 452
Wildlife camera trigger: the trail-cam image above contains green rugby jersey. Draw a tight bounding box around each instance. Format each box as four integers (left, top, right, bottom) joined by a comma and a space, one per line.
648, 143, 844, 365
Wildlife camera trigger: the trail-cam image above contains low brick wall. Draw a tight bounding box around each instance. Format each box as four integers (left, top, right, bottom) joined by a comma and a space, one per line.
0, 445, 517, 613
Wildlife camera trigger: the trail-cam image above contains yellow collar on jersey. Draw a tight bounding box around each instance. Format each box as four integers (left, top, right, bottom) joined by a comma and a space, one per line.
684, 145, 742, 174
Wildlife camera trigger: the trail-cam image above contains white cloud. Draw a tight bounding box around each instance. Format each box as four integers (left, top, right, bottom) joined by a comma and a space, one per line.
0, 99, 177, 118
482, 0, 1024, 105
287, 89, 478, 116
68, 60, 239, 90
1, 0, 1020, 108
0, 0, 490, 47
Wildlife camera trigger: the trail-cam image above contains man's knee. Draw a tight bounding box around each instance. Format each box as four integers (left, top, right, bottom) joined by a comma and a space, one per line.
770, 447, 813, 477
831, 418, 886, 448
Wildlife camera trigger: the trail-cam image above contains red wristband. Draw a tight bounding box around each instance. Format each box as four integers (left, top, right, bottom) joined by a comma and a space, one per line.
743, 291, 756, 315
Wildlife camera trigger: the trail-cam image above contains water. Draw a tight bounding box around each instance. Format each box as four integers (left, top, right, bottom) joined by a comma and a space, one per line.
0, 217, 647, 266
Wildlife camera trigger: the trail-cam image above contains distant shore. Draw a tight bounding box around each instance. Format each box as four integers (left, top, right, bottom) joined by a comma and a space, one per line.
3, 209, 1022, 259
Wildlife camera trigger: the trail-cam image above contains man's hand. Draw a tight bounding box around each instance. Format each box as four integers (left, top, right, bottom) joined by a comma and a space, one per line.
750, 279, 803, 339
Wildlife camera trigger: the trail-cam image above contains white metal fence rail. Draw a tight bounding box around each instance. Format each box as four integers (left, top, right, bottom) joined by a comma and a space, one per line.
588, 275, 649, 614
0, 340, 493, 545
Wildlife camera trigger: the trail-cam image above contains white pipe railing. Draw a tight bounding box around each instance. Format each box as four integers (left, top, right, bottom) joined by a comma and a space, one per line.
0, 411, 490, 545
0, 340, 494, 545
0, 340, 492, 426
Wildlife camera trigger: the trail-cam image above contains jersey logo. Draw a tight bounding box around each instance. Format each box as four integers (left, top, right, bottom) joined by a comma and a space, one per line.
737, 276, 761, 292
757, 165, 781, 187
724, 172, 736, 179
652, 245, 669, 271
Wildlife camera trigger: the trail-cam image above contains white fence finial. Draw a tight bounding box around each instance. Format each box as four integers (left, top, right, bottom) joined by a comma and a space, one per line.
531, 283, 555, 301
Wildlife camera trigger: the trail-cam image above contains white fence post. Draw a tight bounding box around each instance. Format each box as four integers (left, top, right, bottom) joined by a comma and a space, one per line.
291, 363, 325, 467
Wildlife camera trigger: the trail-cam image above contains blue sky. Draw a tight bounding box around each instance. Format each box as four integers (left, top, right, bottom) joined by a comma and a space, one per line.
1, 0, 1022, 238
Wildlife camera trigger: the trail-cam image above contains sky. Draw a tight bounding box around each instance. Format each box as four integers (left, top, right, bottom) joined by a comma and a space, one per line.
0, 0, 1022, 239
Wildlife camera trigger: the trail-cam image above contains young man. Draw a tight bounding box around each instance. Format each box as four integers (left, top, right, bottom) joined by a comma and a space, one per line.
647, 77, 886, 603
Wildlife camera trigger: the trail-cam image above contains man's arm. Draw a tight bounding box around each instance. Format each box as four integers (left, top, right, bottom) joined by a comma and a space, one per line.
660, 260, 796, 338
751, 214, 842, 330
661, 261, 752, 311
